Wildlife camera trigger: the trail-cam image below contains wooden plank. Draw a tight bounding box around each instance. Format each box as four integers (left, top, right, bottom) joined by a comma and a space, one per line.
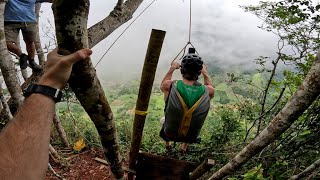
135, 152, 197, 180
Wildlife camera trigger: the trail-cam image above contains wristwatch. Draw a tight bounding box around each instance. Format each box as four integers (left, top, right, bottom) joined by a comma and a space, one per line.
23, 84, 62, 102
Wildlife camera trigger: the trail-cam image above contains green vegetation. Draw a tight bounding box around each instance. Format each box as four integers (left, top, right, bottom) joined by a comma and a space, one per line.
52, 64, 318, 179
49, 0, 320, 179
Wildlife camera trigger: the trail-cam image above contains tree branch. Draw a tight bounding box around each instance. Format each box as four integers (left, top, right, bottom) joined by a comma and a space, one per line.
208, 51, 320, 180
88, 0, 144, 48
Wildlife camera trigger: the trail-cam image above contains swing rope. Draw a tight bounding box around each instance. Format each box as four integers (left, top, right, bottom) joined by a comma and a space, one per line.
188, 0, 192, 43
94, 0, 158, 68
171, 0, 199, 65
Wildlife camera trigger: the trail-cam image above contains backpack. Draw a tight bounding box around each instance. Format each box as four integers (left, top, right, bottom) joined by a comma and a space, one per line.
160, 80, 210, 143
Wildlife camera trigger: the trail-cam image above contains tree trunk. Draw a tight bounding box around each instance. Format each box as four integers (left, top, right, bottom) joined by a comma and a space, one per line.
0, 1, 24, 114
1, 0, 145, 116
208, 51, 320, 180
53, 113, 70, 148
189, 159, 216, 180
0, 79, 12, 129
290, 158, 320, 180
49, 143, 59, 160
35, 3, 46, 65
52, 0, 124, 179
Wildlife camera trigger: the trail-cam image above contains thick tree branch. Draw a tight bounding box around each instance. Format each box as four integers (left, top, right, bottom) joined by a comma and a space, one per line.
88, 0, 144, 48
0, 2, 24, 114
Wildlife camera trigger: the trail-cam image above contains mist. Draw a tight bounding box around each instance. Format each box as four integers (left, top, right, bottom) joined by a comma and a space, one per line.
38, 0, 279, 84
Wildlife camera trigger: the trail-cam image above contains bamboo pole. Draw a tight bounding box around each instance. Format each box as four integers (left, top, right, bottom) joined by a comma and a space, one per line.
128, 29, 166, 180
189, 158, 216, 180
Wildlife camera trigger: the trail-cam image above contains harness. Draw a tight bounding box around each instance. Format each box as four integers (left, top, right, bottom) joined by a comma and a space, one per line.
160, 80, 210, 143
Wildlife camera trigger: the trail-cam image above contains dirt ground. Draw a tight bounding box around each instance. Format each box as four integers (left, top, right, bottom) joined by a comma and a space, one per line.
45, 148, 117, 180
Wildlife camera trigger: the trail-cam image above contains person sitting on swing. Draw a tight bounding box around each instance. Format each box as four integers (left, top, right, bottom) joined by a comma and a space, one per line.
160, 48, 214, 152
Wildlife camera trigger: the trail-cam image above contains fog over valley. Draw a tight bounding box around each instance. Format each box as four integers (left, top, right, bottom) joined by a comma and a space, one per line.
38, 0, 279, 83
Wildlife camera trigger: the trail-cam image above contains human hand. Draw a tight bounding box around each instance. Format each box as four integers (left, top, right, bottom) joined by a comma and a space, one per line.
201, 64, 208, 74
38, 48, 92, 89
171, 62, 180, 69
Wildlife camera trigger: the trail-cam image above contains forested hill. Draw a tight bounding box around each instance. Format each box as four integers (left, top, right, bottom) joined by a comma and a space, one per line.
54, 62, 320, 179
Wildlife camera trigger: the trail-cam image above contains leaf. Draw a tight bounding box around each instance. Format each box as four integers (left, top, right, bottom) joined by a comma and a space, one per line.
73, 138, 86, 151
299, 130, 311, 136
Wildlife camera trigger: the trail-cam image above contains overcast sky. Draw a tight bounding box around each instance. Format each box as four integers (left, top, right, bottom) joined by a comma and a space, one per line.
38, 0, 279, 82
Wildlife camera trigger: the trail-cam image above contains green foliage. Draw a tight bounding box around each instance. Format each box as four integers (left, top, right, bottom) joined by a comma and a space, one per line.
213, 108, 241, 145
243, 164, 265, 180
50, 60, 319, 179
116, 117, 132, 147
53, 104, 101, 147
215, 90, 230, 104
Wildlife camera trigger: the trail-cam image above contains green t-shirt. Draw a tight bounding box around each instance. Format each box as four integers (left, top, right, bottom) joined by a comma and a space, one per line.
176, 80, 206, 109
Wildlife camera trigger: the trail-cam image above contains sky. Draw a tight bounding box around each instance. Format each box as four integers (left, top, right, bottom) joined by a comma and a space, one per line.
38, 0, 279, 82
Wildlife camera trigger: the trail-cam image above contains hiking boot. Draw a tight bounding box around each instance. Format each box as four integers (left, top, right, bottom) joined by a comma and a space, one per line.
29, 60, 43, 72
19, 53, 29, 70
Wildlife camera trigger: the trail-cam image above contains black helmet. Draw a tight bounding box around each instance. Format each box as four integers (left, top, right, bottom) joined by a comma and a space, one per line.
181, 53, 203, 75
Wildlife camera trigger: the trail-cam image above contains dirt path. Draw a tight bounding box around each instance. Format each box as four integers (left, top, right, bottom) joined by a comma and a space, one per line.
45, 148, 116, 180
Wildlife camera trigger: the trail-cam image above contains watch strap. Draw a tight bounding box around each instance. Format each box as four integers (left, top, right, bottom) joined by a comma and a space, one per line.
23, 84, 62, 102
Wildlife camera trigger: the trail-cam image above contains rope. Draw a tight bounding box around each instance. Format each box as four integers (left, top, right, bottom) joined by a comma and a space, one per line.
170, 42, 199, 65
171, 0, 199, 65
188, 0, 192, 42
94, 0, 158, 68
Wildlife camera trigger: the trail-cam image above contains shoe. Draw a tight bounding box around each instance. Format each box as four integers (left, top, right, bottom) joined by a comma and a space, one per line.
19, 54, 29, 70
29, 60, 43, 72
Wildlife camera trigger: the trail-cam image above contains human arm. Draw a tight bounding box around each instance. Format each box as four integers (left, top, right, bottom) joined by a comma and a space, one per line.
201, 65, 215, 99
160, 62, 180, 101
0, 48, 92, 179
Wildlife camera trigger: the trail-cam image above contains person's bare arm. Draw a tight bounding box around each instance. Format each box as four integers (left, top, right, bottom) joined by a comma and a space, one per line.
160, 62, 180, 101
0, 48, 92, 179
201, 65, 214, 99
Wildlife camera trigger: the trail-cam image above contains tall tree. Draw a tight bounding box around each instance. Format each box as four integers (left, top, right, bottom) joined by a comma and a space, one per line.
0, 0, 24, 115
35, 3, 46, 65
0, 0, 146, 118
208, 51, 320, 179
0, 79, 12, 126
52, 0, 146, 178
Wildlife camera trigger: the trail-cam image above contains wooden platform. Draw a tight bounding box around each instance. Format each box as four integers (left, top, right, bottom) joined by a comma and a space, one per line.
135, 152, 197, 180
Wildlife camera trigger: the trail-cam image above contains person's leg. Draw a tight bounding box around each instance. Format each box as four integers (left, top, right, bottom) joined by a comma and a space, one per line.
21, 22, 42, 71
165, 141, 172, 150
4, 23, 29, 69
4, 23, 22, 56
160, 117, 172, 150
180, 143, 189, 153
6, 42, 22, 56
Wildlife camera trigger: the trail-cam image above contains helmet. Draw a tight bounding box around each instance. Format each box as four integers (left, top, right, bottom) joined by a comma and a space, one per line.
181, 53, 203, 75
